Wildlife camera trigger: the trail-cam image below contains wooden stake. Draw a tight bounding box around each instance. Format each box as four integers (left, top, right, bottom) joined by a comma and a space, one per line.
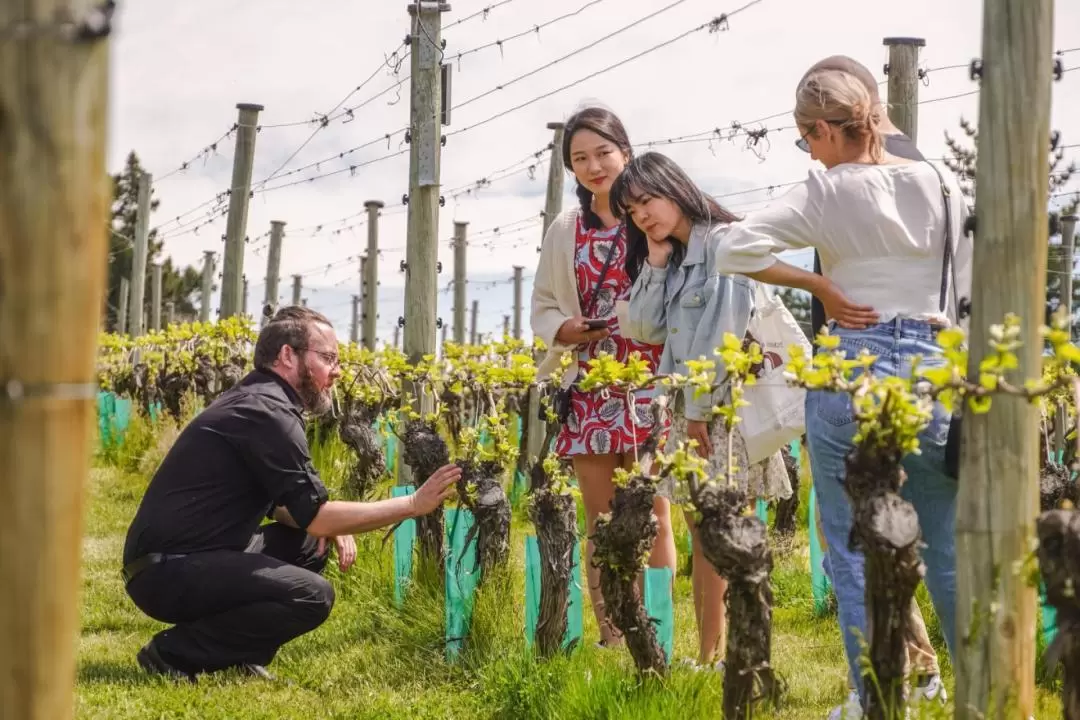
128, 171, 151, 336
403, 1, 449, 414
150, 262, 162, 331
200, 251, 214, 322
350, 294, 360, 344
0, 3, 111, 716
955, 1, 1054, 716
263, 220, 285, 326
117, 277, 129, 335
470, 299, 478, 345
512, 266, 524, 340
219, 103, 263, 319
363, 200, 383, 351
882, 37, 924, 143
453, 221, 467, 344
292, 274, 302, 306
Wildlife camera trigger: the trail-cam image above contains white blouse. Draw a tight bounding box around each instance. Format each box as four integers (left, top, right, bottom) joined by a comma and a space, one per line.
715, 161, 972, 327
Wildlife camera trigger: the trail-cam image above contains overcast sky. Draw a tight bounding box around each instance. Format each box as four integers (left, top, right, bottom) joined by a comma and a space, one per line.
107, 0, 1080, 344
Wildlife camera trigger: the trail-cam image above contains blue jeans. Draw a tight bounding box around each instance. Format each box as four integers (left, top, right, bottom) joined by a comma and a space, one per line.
806, 318, 957, 702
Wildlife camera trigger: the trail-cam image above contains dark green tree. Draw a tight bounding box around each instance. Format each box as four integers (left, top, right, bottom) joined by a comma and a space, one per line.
776, 287, 812, 341
944, 119, 1080, 333
106, 151, 204, 331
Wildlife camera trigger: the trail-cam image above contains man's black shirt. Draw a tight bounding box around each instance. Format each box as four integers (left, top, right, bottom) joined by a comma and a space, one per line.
809, 133, 926, 343
123, 369, 329, 565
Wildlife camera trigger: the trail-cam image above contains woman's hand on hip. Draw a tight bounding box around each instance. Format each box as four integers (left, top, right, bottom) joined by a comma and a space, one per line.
817, 281, 879, 330
555, 316, 611, 346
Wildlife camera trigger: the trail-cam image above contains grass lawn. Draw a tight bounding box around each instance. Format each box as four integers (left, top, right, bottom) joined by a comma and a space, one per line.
75, 426, 1065, 719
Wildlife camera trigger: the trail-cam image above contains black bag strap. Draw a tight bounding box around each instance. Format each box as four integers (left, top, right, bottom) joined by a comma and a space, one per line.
924, 161, 961, 322
583, 235, 618, 317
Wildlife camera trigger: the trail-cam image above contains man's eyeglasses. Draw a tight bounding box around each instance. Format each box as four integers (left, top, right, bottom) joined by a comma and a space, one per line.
295, 347, 340, 368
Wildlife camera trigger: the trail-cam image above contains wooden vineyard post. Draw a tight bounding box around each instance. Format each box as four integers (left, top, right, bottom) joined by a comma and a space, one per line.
452, 221, 467, 344
955, 0, 1054, 717
117, 277, 129, 335
469, 300, 478, 345
200, 251, 214, 322
291, 274, 302, 306
150, 262, 163, 332
0, 2, 113, 718
363, 199, 382, 351
219, 102, 263, 319
128, 170, 151, 337
512, 266, 524, 340
263, 220, 285, 326
882, 37, 924, 143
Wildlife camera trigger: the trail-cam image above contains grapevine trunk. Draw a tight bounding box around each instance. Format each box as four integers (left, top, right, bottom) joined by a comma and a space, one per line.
592, 472, 667, 676
691, 483, 781, 719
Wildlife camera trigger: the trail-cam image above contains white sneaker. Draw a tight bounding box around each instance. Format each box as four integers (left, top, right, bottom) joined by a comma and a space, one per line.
910, 674, 948, 705
827, 690, 862, 720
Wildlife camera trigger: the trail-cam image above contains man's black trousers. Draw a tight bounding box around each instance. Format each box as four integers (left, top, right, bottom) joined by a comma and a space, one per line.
124, 523, 335, 675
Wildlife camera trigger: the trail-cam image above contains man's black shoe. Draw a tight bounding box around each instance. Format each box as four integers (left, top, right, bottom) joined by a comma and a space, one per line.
238, 664, 275, 681
136, 641, 196, 683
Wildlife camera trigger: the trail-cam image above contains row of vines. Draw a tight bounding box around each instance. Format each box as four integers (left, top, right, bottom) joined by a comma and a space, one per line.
95, 311, 1080, 720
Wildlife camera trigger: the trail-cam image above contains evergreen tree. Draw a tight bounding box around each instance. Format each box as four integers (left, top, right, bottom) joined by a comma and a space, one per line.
776, 287, 812, 340
943, 119, 1080, 332
106, 152, 203, 330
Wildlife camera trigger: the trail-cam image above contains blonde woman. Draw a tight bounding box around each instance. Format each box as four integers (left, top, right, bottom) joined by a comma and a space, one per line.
714, 67, 971, 718
530, 107, 677, 648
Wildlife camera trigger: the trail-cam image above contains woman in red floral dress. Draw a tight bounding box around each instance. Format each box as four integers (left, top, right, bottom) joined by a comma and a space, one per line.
531, 107, 676, 647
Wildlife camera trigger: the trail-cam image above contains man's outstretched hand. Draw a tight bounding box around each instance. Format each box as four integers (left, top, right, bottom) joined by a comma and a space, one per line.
410, 463, 462, 516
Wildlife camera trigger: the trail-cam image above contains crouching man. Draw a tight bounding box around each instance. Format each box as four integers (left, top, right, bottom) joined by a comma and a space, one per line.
121, 306, 459, 682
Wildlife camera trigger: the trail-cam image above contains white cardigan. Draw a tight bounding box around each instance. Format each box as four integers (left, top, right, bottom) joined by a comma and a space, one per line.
530, 207, 631, 387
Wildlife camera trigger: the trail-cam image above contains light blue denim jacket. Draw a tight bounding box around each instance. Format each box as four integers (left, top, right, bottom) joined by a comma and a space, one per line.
626, 222, 754, 422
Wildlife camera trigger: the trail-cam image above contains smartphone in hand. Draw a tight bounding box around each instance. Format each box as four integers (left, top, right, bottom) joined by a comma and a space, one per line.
584, 318, 608, 330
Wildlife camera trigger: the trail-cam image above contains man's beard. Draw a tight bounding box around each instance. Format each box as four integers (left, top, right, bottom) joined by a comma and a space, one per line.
298, 359, 333, 416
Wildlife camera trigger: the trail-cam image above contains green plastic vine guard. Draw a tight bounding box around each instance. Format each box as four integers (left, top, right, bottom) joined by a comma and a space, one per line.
445, 507, 479, 663
523, 535, 583, 652
510, 468, 528, 507
1038, 447, 1070, 647
376, 416, 398, 478
391, 485, 417, 607
755, 498, 768, 523
96, 391, 133, 448
808, 485, 832, 616
643, 566, 674, 662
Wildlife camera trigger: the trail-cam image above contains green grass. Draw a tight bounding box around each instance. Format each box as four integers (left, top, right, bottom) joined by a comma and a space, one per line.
76, 430, 1064, 719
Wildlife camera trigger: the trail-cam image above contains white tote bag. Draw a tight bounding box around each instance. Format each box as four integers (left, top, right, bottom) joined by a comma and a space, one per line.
736, 282, 811, 464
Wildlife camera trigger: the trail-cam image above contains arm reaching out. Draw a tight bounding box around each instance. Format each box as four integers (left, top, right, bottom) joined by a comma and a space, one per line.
306, 463, 461, 538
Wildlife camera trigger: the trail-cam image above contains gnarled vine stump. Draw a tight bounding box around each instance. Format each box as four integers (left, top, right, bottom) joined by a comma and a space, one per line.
772, 442, 801, 540
401, 419, 450, 565
1036, 509, 1080, 719
692, 483, 780, 719
530, 474, 578, 657
844, 450, 923, 720
338, 404, 386, 500
457, 460, 510, 577
592, 472, 667, 676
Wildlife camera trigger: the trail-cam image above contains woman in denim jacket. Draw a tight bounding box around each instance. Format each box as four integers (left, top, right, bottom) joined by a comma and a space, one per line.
616, 151, 792, 671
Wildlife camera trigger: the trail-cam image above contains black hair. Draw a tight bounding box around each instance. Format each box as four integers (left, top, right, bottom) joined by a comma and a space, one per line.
253, 305, 335, 372
561, 107, 633, 231
610, 151, 741, 283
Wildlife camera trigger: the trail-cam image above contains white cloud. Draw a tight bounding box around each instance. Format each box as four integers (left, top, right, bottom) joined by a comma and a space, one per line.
109, 0, 1080, 343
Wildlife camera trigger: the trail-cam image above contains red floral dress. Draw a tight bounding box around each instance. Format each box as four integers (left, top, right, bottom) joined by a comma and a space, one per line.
554, 215, 667, 457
